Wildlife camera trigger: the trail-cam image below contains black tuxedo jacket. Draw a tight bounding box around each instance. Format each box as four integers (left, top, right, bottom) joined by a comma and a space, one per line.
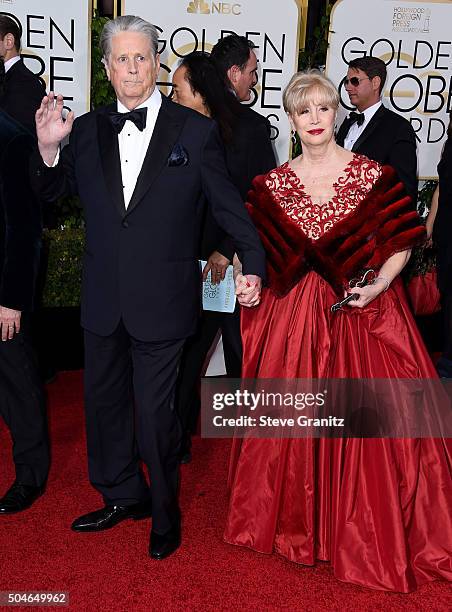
0, 111, 41, 311
336, 105, 418, 204
0, 59, 46, 137
201, 105, 276, 260
32, 96, 266, 341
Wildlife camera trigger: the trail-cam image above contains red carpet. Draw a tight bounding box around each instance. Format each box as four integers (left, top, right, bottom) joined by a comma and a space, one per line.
0, 371, 450, 610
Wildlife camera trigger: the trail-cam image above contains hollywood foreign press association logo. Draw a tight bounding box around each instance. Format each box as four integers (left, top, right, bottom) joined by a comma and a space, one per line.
392, 5, 431, 33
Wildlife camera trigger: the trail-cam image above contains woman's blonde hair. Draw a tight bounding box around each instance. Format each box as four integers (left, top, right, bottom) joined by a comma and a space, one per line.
283, 70, 340, 115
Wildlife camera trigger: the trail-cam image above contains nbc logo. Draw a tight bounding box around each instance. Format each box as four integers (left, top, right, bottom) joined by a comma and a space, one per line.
187, 1, 241, 15
187, 0, 210, 13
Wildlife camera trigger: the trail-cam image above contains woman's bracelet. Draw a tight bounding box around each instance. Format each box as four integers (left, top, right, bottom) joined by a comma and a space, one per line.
373, 276, 390, 291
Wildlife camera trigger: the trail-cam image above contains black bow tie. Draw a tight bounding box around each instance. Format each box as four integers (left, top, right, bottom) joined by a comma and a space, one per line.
348, 111, 365, 126
109, 107, 147, 133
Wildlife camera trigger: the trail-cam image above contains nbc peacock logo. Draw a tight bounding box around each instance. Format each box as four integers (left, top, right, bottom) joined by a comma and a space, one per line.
187, 0, 210, 14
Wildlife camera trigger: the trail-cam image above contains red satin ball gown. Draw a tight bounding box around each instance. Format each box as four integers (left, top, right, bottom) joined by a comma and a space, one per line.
224, 155, 452, 592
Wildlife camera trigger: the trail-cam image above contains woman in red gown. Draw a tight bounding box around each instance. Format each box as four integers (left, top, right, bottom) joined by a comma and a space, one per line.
228, 71, 452, 592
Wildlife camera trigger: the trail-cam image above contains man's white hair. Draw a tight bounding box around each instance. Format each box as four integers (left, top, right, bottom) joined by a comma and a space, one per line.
100, 15, 159, 63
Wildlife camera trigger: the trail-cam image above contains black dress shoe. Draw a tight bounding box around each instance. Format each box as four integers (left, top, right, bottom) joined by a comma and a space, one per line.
149, 526, 181, 560
71, 500, 152, 532
0, 482, 44, 514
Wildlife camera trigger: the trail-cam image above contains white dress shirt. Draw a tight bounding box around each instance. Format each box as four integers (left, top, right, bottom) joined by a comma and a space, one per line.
343, 101, 382, 151
47, 88, 162, 207
4, 55, 21, 73
117, 88, 162, 208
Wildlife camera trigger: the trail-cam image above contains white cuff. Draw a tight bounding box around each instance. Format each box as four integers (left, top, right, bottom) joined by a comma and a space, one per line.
43, 149, 60, 168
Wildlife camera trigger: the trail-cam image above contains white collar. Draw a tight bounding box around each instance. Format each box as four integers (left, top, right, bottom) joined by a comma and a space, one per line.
360, 100, 382, 123
117, 87, 161, 114
4, 55, 21, 73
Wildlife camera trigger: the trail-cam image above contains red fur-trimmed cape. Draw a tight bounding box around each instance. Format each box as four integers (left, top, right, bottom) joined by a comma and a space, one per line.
246, 166, 425, 297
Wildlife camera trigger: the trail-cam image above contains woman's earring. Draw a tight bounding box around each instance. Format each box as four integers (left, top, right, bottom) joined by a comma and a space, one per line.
291, 130, 297, 145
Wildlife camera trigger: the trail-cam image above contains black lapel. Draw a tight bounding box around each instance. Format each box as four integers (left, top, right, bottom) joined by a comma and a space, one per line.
335, 117, 351, 147
352, 105, 387, 152
125, 96, 185, 215
97, 105, 126, 218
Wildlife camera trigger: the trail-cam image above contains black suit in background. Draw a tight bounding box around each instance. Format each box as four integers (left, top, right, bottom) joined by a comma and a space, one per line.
434, 136, 452, 375
176, 106, 276, 437
32, 95, 265, 533
226, 107, 276, 201
336, 105, 418, 205
0, 111, 48, 488
0, 58, 46, 137
0, 58, 54, 381
434, 136, 452, 296
202, 106, 276, 258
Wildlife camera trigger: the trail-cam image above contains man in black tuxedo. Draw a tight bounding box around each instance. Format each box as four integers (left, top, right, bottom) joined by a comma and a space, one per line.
196, 35, 275, 292
336, 56, 417, 204
211, 34, 276, 202
0, 16, 45, 136
32, 16, 264, 560
0, 110, 48, 515
0, 17, 54, 384
176, 37, 276, 462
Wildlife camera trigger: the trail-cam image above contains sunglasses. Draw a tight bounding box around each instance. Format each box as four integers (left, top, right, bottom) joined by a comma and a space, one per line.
343, 76, 371, 87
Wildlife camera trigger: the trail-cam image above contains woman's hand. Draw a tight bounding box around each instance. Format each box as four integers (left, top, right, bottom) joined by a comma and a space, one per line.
425, 217, 434, 248
235, 273, 262, 308
345, 278, 387, 309
346, 251, 410, 309
232, 254, 242, 283
424, 185, 439, 249
202, 251, 230, 285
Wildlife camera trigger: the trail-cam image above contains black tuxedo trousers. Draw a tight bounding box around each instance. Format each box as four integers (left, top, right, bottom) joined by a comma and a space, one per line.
84, 322, 184, 532
0, 318, 48, 487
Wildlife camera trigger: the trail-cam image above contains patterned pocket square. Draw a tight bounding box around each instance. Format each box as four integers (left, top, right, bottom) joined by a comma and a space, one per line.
167, 143, 189, 167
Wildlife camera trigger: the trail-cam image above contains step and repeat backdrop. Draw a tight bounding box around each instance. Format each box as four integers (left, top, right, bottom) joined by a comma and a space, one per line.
3, 0, 451, 177
122, 0, 303, 163
327, 0, 452, 179
0, 0, 91, 116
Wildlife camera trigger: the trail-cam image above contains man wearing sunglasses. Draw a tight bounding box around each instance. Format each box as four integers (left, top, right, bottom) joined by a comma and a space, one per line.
336, 56, 417, 205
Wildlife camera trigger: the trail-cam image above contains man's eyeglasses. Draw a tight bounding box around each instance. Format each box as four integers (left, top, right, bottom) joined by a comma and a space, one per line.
343, 76, 371, 87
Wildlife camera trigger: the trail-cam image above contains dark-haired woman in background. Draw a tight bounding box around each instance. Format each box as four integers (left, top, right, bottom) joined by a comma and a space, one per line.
172, 52, 276, 461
